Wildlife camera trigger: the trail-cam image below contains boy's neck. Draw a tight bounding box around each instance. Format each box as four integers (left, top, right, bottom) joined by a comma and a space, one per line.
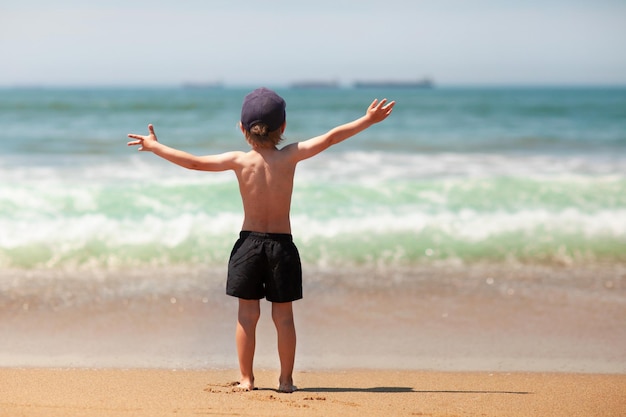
251, 143, 277, 151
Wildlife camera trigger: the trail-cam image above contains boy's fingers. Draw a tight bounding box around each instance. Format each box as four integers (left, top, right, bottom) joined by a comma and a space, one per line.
382, 100, 395, 111
376, 99, 390, 112
148, 124, 155, 135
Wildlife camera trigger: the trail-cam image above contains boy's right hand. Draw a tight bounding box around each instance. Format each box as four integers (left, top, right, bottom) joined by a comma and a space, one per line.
366, 99, 395, 124
127, 124, 159, 151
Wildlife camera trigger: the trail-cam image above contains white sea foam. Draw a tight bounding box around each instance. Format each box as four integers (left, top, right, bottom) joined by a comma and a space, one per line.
296, 151, 626, 183
1, 151, 624, 196
292, 208, 626, 241
2, 201, 621, 248
1, 144, 625, 268
2, 202, 623, 269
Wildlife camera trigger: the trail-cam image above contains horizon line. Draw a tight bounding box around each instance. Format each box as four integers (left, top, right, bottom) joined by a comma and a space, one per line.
2, 82, 625, 90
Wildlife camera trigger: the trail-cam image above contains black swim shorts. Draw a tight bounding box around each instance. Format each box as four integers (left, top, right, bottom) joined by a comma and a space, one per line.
227, 231, 303, 303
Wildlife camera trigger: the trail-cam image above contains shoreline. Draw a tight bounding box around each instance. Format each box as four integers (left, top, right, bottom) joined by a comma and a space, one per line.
2, 264, 625, 373
0, 368, 624, 417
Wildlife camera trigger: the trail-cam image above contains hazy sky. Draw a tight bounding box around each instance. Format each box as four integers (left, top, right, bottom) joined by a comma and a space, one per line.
1, 0, 625, 86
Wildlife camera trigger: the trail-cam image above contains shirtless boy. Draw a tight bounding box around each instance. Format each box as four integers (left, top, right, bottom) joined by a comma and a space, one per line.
127, 88, 395, 392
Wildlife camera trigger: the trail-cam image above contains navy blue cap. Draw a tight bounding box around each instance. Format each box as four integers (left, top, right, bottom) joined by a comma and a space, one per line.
240, 87, 286, 132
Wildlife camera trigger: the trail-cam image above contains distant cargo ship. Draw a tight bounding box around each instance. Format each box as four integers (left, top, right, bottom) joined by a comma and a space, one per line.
290, 80, 340, 89
353, 78, 434, 89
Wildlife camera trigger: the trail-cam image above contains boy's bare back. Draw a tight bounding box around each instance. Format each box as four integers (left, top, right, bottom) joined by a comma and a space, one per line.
232, 146, 297, 234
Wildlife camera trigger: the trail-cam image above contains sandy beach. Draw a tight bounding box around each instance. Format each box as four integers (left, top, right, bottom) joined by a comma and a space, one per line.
2, 265, 625, 416
1, 368, 624, 417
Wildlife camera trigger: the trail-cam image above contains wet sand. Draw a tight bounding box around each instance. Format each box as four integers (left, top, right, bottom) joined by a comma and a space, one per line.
1, 368, 624, 417
2, 264, 625, 372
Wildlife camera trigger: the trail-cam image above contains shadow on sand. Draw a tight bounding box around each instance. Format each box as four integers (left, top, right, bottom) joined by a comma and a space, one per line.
297, 387, 533, 395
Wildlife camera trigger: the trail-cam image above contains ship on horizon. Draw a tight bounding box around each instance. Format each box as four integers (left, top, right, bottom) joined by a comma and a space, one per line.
353, 78, 434, 89
290, 80, 340, 89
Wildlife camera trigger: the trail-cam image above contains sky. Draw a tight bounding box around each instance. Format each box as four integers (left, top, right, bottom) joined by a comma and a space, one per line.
1, 0, 625, 87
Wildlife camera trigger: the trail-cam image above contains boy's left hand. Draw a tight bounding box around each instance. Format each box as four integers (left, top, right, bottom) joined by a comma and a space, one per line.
127, 124, 158, 151
366, 99, 395, 124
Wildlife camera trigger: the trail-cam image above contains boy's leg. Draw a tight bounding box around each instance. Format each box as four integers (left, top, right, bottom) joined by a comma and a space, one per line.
236, 299, 260, 390
271, 302, 296, 393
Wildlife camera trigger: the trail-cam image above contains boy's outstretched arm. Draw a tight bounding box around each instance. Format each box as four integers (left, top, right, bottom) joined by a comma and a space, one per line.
287, 98, 395, 162
127, 124, 240, 171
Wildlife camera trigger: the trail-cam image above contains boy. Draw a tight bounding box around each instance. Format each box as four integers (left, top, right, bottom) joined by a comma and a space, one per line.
127, 88, 394, 392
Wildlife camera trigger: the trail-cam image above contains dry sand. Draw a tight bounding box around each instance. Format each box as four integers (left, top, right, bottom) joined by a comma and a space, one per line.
1, 368, 624, 417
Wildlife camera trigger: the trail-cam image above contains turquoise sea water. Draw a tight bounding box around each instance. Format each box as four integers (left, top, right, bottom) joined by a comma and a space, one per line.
1, 86, 625, 270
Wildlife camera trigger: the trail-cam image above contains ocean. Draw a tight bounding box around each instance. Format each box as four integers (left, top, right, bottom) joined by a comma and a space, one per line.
1, 86, 625, 371
2, 86, 625, 269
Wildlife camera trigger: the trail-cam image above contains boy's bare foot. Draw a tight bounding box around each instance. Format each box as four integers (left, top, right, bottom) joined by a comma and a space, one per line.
277, 383, 297, 393
229, 380, 255, 391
